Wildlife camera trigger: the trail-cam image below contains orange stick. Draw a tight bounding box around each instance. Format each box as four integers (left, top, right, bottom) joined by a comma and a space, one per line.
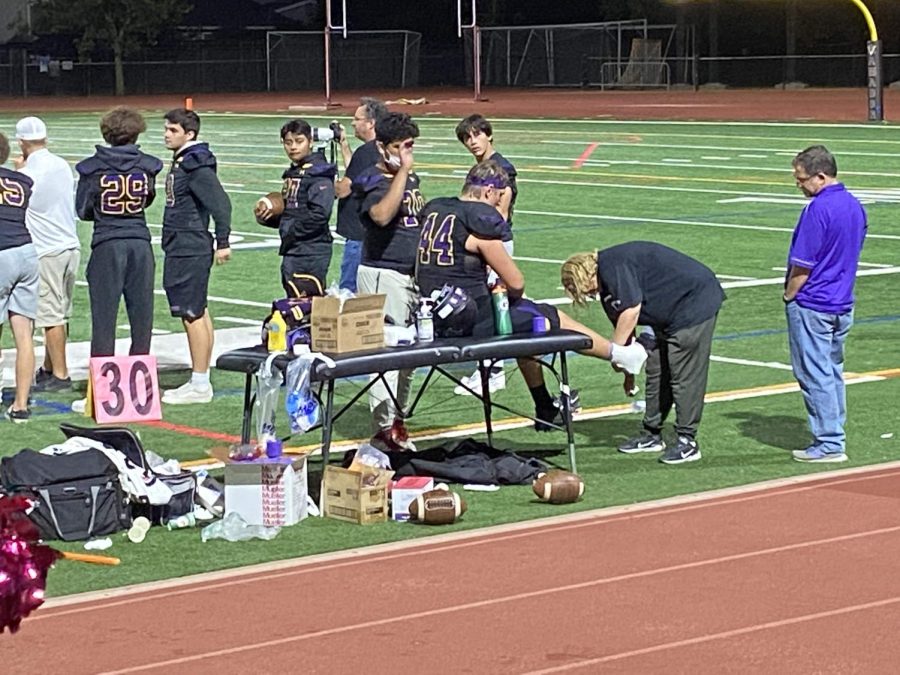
60, 551, 121, 566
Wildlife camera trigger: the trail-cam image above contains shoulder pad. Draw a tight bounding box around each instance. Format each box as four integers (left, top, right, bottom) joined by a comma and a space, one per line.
304, 158, 337, 179
139, 154, 164, 175
354, 168, 385, 193
493, 153, 517, 176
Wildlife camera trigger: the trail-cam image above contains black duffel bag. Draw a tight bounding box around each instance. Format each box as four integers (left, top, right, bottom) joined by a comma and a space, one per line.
0, 448, 132, 541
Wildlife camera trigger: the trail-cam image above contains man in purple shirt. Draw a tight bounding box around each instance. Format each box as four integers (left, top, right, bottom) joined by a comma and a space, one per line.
784, 145, 866, 463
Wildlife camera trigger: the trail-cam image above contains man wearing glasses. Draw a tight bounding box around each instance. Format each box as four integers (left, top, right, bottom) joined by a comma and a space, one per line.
785, 145, 867, 463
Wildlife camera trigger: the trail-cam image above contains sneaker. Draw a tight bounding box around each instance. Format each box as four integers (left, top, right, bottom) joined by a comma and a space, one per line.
792, 448, 848, 463
71, 398, 87, 414
454, 368, 506, 396
659, 436, 701, 465
534, 390, 581, 432
5, 407, 31, 424
618, 432, 665, 454
34, 367, 53, 384
31, 374, 72, 393
389, 419, 417, 452
161, 381, 213, 405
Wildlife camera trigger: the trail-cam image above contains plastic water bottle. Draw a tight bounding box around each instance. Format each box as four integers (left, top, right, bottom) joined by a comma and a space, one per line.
492, 285, 513, 336
166, 513, 197, 530
416, 299, 434, 343
267, 312, 287, 352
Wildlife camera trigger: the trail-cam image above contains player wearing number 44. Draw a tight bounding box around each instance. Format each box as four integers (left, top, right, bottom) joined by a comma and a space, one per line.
75, 107, 163, 362
159, 108, 232, 405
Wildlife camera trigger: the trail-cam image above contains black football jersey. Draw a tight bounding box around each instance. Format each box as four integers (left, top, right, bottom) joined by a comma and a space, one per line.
0, 167, 33, 252
490, 151, 517, 239
75, 144, 163, 249
357, 166, 424, 275
275, 151, 336, 257
415, 197, 506, 298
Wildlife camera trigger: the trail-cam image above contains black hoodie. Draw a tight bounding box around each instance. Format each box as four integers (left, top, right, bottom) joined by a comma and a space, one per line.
75, 144, 164, 249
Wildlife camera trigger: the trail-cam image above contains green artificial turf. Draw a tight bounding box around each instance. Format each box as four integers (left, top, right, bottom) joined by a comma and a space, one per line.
0, 112, 897, 596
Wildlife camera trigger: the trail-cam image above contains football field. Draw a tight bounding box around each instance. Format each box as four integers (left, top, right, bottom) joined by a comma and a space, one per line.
1, 111, 899, 594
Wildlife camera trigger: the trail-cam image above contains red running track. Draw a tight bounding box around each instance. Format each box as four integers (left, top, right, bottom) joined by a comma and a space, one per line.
6, 465, 900, 674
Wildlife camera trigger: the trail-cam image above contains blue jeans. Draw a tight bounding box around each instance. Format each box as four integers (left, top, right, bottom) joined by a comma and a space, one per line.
786, 302, 853, 454
339, 240, 363, 292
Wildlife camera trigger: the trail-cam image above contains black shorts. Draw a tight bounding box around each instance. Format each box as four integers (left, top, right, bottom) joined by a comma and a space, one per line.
163, 253, 213, 319
435, 294, 560, 338
281, 253, 331, 297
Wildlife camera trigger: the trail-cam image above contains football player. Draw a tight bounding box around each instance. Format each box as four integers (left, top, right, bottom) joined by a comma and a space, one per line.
0, 132, 39, 423
75, 106, 163, 359
417, 160, 648, 431
256, 118, 336, 296
453, 114, 519, 396
354, 112, 424, 452
159, 108, 232, 405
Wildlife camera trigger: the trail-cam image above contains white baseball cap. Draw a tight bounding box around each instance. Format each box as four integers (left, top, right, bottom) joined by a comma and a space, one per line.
15, 116, 48, 141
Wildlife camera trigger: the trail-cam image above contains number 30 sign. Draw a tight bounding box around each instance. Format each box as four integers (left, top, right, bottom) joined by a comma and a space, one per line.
87, 355, 162, 424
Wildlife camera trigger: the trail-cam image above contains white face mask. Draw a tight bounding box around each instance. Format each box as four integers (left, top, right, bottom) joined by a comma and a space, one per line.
384, 152, 402, 170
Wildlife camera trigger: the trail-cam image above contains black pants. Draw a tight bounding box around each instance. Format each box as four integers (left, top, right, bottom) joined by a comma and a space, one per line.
281, 252, 331, 297
642, 314, 718, 440
86, 239, 155, 357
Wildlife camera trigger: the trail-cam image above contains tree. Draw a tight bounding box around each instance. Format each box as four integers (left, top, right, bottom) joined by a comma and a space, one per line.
31, 0, 191, 95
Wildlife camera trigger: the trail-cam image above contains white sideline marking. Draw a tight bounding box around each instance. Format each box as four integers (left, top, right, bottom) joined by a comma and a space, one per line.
701, 156, 731, 160
718, 196, 808, 205
738, 154, 767, 158
662, 158, 692, 163
709, 355, 794, 371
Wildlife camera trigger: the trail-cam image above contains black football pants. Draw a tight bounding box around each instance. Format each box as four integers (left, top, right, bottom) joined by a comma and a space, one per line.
86, 239, 155, 357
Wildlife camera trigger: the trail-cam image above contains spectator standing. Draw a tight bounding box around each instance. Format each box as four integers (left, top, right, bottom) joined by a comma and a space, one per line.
355, 112, 424, 452
75, 106, 163, 358
159, 108, 232, 405
784, 145, 866, 463
255, 119, 336, 295
561, 242, 725, 465
14, 116, 80, 392
335, 97, 388, 292
453, 114, 519, 396
0, 132, 40, 423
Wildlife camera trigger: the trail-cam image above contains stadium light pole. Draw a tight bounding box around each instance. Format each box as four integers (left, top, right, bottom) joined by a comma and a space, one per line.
849, 0, 882, 121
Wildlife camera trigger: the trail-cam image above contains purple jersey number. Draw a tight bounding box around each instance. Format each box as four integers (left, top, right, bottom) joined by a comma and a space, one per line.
418, 212, 455, 266
100, 173, 149, 215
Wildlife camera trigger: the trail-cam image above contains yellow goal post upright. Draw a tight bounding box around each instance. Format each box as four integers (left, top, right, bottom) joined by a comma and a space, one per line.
850, 0, 882, 121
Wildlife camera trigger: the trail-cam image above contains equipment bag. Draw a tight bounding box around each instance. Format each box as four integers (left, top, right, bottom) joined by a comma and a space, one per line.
0, 449, 131, 541
59, 423, 196, 525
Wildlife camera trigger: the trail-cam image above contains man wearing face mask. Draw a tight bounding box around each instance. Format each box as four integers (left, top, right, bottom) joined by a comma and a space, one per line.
255, 118, 336, 295
353, 112, 424, 453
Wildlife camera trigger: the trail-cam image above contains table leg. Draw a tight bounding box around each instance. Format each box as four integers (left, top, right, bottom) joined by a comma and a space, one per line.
240, 373, 253, 445
479, 362, 494, 447
320, 379, 336, 470
559, 351, 577, 473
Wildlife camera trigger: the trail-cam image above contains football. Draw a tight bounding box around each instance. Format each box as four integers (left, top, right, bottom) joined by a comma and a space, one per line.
532, 470, 584, 504
254, 191, 285, 224
408, 487, 467, 525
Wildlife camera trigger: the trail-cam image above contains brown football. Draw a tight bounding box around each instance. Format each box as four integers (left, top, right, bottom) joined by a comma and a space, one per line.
532, 470, 584, 505
254, 191, 285, 224
408, 488, 467, 525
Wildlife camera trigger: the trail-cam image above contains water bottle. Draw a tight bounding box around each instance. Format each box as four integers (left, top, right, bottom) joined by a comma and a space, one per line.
166, 512, 197, 530
267, 312, 287, 352
491, 285, 513, 336
416, 299, 434, 343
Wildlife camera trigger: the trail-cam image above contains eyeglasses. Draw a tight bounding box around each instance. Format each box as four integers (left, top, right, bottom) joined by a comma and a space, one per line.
794, 173, 820, 184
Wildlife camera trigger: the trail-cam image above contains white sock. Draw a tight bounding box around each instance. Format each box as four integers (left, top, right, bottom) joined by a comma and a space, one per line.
191, 371, 210, 388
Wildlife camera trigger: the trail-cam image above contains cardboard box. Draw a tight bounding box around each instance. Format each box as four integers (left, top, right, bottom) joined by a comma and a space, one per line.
390, 476, 434, 521
322, 465, 394, 524
311, 294, 386, 353
224, 455, 308, 527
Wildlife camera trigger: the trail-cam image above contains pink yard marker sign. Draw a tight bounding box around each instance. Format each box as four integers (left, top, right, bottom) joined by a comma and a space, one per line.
88, 355, 162, 424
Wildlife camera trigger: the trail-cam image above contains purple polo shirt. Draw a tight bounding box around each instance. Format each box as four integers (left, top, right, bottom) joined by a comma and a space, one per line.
788, 182, 867, 313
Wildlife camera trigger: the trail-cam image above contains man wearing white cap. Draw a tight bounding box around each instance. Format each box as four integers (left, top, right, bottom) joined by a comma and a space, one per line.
14, 116, 80, 392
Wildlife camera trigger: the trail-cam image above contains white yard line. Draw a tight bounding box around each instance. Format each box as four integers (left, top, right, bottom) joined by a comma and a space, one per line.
709, 355, 794, 371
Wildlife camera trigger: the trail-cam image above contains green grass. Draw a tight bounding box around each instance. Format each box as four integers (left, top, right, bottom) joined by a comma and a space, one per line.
1, 112, 898, 596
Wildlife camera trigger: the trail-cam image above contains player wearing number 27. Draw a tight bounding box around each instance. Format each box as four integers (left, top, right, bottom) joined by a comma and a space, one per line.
75, 107, 163, 360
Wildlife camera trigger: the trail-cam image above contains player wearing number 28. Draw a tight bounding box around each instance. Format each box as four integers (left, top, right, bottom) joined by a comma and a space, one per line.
76, 107, 163, 359
354, 112, 424, 452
